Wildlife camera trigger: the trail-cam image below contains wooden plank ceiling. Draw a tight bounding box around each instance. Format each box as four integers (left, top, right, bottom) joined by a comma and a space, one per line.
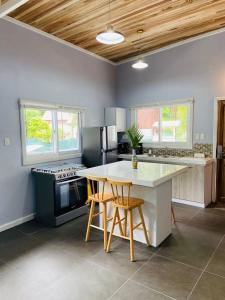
8, 0, 225, 62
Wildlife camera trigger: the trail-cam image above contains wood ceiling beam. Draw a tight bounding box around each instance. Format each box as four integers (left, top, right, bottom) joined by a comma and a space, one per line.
0, 0, 29, 18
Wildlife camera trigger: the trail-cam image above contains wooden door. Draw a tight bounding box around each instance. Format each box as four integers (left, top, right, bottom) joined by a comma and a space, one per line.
216, 101, 225, 202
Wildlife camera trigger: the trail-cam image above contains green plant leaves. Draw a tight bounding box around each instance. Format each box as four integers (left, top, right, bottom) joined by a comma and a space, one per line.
126, 125, 143, 149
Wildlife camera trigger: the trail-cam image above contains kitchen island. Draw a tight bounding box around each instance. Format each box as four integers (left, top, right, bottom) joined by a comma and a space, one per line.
118, 154, 215, 207
77, 161, 188, 247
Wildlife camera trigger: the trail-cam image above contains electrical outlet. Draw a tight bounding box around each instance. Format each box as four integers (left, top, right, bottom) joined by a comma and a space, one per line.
200, 133, 205, 141
4, 137, 11, 146
195, 133, 200, 141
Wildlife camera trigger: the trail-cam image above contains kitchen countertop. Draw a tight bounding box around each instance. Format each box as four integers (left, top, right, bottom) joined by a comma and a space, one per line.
118, 154, 214, 166
76, 160, 188, 188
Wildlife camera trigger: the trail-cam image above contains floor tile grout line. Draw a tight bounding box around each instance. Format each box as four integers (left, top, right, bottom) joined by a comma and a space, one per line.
128, 279, 177, 300
128, 253, 178, 300
155, 253, 203, 271
187, 233, 225, 299
106, 253, 157, 300
85, 258, 129, 281
15, 228, 44, 236
204, 270, 225, 281
186, 208, 203, 224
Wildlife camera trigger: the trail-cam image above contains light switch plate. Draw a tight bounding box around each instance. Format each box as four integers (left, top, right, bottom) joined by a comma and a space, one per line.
4, 137, 11, 146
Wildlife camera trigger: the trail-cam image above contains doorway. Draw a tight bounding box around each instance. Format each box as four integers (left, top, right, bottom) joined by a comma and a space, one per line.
215, 99, 225, 202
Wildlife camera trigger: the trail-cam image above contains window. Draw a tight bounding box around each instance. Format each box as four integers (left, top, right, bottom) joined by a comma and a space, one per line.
133, 100, 193, 149
20, 100, 84, 165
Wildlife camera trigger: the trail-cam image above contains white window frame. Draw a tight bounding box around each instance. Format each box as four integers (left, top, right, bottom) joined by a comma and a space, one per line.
131, 98, 194, 149
19, 99, 85, 165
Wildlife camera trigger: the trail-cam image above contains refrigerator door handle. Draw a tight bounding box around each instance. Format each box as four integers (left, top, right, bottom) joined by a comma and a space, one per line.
103, 148, 118, 153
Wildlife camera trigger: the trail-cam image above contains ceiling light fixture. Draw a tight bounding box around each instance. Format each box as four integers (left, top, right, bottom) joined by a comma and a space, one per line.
96, 0, 124, 45
132, 29, 149, 70
132, 58, 148, 70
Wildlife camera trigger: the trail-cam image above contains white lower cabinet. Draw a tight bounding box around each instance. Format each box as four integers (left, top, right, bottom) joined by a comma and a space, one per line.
172, 163, 214, 207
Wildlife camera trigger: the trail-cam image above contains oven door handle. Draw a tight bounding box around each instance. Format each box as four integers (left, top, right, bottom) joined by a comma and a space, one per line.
56, 177, 85, 185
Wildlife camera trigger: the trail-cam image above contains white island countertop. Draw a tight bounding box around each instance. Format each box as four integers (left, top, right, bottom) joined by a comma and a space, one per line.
77, 161, 188, 188
118, 154, 214, 166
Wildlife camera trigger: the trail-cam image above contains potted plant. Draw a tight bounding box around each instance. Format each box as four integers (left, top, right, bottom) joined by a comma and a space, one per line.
126, 125, 143, 169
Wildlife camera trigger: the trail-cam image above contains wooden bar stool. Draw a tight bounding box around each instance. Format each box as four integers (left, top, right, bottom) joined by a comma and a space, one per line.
85, 175, 115, 251
171, 205, 176, 223
106, 179, 150, 262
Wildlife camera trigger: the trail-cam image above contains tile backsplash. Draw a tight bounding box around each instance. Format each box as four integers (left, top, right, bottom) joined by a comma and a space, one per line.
143, 143, 213, 158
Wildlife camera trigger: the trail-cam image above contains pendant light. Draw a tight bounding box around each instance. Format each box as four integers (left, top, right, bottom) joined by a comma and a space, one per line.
132, 58, 148, 70
96, 0, 124, 45
132, 29, 149, 70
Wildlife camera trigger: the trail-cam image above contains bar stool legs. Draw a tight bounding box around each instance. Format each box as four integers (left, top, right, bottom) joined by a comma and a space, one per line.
85, 200, 96, 242
171, 205, 175, 223
129, 209, 134, 262
138, 206, 150, 246
85, 201, 110, 251
106, 207, 118, 252
103, 203, 108, 251
107, 206, 150, 262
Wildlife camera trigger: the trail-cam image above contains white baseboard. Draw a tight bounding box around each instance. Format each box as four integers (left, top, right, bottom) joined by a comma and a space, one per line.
0, 213, 35, 233
172, 198, 206, 208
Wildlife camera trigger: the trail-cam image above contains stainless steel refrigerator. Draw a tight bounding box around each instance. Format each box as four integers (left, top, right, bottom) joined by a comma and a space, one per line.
82, 126, 118, 167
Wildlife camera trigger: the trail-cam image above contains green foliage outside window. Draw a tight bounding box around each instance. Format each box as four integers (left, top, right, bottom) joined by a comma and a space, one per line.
161, 105, 187, 142
25, 109, 52, 143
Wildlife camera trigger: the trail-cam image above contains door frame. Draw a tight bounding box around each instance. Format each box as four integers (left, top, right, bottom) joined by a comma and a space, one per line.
213, 97, 225, 202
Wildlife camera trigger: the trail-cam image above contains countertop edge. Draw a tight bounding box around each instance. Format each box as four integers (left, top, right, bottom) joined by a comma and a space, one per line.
118, 154, 215, 166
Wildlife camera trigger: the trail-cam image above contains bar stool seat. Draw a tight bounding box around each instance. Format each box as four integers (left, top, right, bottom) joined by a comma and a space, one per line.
88, 192, 114, 203
112, 197, 144, 209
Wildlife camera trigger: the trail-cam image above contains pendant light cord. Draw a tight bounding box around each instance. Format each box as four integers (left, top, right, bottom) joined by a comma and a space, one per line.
108, 0, 111, 25
137, 29, 143, 58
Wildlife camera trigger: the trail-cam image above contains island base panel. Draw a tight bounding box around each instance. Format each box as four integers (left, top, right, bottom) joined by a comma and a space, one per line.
99, 180, 172, 247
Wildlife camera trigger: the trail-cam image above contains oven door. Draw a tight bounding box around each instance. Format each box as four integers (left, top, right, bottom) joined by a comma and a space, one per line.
55, 177, 87, 216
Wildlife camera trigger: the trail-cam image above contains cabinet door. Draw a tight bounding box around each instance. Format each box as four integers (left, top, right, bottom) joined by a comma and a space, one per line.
105, 107, 116, 126
116, 108, 126, 132
105, 107, 126, 131
172, 167, 205, 204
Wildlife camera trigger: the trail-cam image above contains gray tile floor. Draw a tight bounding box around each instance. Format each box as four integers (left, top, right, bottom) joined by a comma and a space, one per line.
1, 204, 225, 300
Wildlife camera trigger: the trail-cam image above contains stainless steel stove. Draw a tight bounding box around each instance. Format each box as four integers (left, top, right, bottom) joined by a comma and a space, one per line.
32, 163, 88, 227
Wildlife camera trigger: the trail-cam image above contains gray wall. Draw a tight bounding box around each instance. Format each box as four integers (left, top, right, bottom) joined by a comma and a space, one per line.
2, 16, 225, 228
0, 19, 115, 227
116, 31, 225, 144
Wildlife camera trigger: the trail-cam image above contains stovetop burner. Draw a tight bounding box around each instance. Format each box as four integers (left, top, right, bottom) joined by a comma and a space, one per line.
32, 163, 86, 180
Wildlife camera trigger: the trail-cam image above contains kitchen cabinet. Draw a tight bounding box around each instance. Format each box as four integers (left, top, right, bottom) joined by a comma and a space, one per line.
105, 107, 126, 132
172, 163, 214, 207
